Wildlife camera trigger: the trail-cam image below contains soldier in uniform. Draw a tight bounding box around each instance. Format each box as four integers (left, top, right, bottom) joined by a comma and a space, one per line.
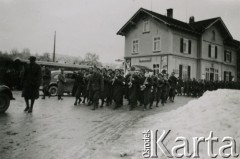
100, 68, 111, 107
198, 79, 204, 96
161, 73, 169, 106
112, 69, 124, 109
149, 73, 157, 109
185, 78, 191, 96
155, 73, 164, 107
191, 78, 198, 97
82, 70, 89, 104
87, 66, 104, 110
177, 77, 183, 96
140, 70, 152, 110
137, 71, 145, 107
22, 56, 42, 113
57, 68, 66, 101
168, 72, 177, 102
42, 66, 51, 99
106, 69, 114, 106
125, 67, 139, 111
87, 67, 94, 106
74, 70, 85, 105
71, 71, 79, 96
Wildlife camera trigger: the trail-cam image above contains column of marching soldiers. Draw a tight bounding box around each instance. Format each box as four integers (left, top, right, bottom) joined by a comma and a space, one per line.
42, 66, 240, 111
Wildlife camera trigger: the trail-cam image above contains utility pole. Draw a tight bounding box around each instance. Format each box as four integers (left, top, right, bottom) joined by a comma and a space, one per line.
53, 31, 56, 62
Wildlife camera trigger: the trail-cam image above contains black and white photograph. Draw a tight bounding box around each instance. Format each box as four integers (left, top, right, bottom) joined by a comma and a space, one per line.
0, 0, 240, 158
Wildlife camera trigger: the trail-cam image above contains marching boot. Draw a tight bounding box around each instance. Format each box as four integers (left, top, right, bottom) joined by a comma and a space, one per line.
129, 105, 133, 111
91, 104, 96, 110
28, 106, 33, 113
100, 99, 104, 108
156, 101, 159, 107
143, 105, 146, 111
24, 107, 29, 112
113, 103, 119, 110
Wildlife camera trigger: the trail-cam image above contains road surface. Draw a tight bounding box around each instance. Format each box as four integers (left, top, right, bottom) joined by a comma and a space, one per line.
0, 91, 193, 159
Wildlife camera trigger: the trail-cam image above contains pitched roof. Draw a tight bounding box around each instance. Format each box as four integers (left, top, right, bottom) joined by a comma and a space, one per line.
117, 8, 198, 35
189, 17, 220, 32
142, 8, 196, 33
117, 8, 240, 46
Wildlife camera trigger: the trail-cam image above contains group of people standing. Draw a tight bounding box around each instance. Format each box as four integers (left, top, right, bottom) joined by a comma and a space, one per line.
68, 66, 178, 111
21, 56, 240, 113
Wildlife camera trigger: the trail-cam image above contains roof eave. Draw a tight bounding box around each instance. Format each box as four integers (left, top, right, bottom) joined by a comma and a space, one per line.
117, 8, 171, 36
116, 8, 143, 36
205, 18, 233, 40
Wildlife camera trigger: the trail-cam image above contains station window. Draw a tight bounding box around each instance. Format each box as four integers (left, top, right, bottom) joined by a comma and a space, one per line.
153, 36, 161, 52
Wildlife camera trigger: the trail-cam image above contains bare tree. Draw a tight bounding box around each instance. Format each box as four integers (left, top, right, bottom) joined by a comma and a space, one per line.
39, 52, 51, 61
21, 48, 31, 60
83, 52, 102, 66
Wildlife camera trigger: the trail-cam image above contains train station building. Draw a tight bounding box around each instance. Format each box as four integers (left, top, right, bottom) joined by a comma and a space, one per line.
117, 8, 240, 81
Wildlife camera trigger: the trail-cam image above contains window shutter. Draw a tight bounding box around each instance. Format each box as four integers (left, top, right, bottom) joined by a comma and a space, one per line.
224, 51, 226, 62
179, 65, 182, 79
180, 38, 183, 53
230, 52, 232, 62
187, 66, 191, 79
224, 71, 226, 81
188, 40, 191, 54
215, 46, 218, 59
208, 44, 211, 57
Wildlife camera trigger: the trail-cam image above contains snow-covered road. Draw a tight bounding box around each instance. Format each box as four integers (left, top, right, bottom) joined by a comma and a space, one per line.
97, 89, 240, 159
0, 91, 192, 159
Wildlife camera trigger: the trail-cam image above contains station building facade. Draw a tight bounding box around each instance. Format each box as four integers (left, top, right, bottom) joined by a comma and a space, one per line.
117, 8, 240, 81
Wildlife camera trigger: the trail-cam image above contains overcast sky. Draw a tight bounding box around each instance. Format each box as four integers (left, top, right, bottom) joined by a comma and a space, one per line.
0, 0, 239, 63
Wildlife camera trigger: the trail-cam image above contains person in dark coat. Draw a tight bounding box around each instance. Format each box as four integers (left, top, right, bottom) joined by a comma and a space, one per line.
140, 71, 152, 111
149, 73, 157, 109
81, 70, 88, 104
86, 67, 94, 106
112, 69, 124, 109
100, 68, 111, 107
57, 69, 66, 100
168, 72, 177, 102
161, 74, 169, 106
137, 71, 144, 106
191, 78, 198, 97
71, 71, 78, 96
106, 69, 114, 106
177, 77, 183, 96
74, 70, 85, 105
87, 66, 104, 110
22, 56, 42, 113
126, 67, 139, 111
42, 66, 51, 99
155, 73, 164, 107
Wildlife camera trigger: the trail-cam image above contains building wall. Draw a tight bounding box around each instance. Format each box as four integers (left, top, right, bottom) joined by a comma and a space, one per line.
169, 55, 197, 79
200, 60, 222, 80
172, 30, 198, 58
224, 45, 237, 66
200, 25, 237, 81
130, 56, 162, 69
124, 16, 172, 58
123, 15, 238, 81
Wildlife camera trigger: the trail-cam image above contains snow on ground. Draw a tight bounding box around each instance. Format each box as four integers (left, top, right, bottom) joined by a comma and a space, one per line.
92, 89, 240, 159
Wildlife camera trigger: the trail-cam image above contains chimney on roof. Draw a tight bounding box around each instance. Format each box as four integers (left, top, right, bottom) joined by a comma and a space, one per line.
167, 8, 173, 18
189, 16, 195, 23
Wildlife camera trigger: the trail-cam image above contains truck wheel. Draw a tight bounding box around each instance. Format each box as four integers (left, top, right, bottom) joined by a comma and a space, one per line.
49, 85, 58, 96
0, 93, 10, 113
